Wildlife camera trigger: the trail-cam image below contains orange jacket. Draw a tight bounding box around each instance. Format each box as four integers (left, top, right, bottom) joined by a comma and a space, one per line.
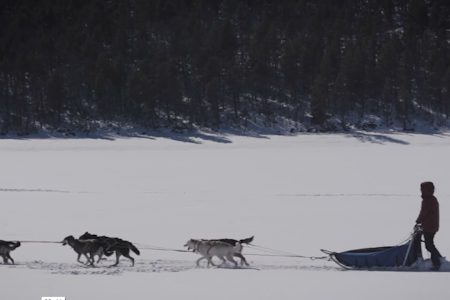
416, 195, 439, 233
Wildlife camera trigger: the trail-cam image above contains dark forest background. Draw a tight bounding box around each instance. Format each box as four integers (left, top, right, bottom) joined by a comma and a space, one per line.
1, 0, 450, 135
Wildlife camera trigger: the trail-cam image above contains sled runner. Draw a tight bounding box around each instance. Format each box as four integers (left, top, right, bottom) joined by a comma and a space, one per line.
321, 226, 422, 269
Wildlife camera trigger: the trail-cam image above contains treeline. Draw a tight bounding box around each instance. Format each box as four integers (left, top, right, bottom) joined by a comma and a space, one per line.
1, 0, 450, 135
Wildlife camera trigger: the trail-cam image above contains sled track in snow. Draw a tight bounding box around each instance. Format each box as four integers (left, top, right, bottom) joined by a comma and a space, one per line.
0, 188, 70, 193
279, 193, 415, 197
4, 259, 449, 275
0, 188, 94, 194
2, 259, 343, 275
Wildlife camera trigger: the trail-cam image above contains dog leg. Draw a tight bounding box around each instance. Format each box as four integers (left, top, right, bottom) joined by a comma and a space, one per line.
196, 256, 205, 267
215, 255, 226, 267
2, 254, 7, 264
112, 251, 121, 266
97, 252, 103, 264
235, 253, 249, 266
6, 253, 14, 264
207, 256, 216, 268
83, 253, 92, 265
77, 253, 83, 264
123, 253, 135, 266
210, 257, 216, 267
88, 254, 96, 266
226, 253, 238, 267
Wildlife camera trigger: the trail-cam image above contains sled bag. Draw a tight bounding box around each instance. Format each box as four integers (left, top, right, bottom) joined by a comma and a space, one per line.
332, 241, 417, 268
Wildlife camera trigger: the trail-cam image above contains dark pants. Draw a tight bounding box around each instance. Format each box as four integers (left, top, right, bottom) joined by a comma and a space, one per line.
415, 232, 442, 267
424, 232, 442, 267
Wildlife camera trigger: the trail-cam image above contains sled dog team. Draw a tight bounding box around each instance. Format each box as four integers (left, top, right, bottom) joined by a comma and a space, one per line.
1, 232, 254, 268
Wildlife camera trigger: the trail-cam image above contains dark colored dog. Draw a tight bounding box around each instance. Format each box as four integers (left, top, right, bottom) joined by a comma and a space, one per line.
79, 232, 140, 266
62, 235, 113, 265
0, 240, 21, 264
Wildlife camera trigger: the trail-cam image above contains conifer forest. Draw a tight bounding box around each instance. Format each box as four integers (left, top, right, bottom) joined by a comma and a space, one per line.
1, 0, 449, 135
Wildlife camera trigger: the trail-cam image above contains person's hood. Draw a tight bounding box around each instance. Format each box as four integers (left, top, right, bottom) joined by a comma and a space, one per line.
421, 181, 435, 196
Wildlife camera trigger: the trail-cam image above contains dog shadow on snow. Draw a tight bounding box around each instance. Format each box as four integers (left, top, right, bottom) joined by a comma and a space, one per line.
6, 258, 448, 275
1, 259, 261, 275
200, 264, 261, 271
1, 259, 345, 275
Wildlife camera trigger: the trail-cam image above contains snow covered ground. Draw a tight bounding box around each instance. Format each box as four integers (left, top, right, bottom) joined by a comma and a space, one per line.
1, 130, 450, 300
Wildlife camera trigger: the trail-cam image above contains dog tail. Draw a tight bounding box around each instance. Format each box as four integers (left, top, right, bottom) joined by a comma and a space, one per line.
239, 236, 254, 245
130, 243, 140, 255
8, 241, 20, 249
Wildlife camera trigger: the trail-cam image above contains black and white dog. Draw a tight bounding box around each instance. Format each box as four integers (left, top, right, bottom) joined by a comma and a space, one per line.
79, 232, 140, 266
186, 236, 254, 266
0, 240, 21, 264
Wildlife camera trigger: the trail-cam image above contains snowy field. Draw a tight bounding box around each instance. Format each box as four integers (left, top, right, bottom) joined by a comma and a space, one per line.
1, 130, 450, 300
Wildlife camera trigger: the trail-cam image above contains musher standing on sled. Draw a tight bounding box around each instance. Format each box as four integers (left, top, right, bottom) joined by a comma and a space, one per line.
415, 181, 443, 270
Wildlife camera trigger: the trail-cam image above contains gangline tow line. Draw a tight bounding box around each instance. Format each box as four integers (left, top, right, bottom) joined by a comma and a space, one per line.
14, 240, 329, 260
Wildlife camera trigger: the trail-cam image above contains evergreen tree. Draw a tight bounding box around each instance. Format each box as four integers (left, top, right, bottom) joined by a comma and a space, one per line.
443, 66, 450, 119
311, 75, 326, 125
206, 77, 221, 127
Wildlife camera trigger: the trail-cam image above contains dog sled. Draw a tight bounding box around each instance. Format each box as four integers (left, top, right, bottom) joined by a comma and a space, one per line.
321, 226, 422, 270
